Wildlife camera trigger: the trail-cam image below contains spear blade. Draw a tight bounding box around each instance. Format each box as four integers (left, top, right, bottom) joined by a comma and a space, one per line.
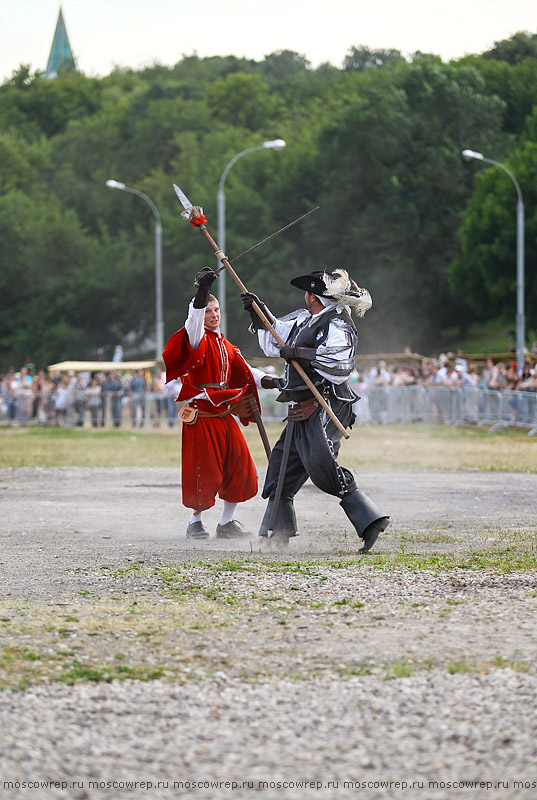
172, 183, 193, 213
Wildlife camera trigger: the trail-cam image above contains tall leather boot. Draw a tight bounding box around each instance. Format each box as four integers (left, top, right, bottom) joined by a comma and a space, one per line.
259, 496, 297, 543
340, 489, 390, 554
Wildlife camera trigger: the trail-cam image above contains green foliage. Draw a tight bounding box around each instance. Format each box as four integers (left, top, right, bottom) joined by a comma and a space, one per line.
1, 34, 537, 370
482, 32, 537, 65
450, 137, 537, 330
344, 45, 406, 72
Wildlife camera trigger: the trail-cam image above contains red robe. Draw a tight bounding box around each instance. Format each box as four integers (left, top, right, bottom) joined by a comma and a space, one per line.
163, 326, 260, 511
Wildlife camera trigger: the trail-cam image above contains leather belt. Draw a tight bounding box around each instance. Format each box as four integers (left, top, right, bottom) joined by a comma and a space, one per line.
286, 398, 319, 421
194, 382, 229, 390
196, 406, 234, 419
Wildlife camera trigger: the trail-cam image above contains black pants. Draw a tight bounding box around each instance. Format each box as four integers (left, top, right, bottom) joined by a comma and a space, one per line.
260, 398, 357, 536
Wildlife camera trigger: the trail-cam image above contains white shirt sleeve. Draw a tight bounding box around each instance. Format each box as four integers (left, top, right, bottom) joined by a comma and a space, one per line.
184, 301, 206, 351
256, 311, 308, 357
248, 366, 269, 389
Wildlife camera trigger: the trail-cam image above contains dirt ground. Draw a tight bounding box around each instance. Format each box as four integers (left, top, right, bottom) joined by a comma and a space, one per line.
2, 466, 537, 800
1, 466, 536, 600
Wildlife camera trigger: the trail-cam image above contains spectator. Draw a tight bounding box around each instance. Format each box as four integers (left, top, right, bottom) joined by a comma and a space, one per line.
151, 368, 165, 428
367, 360, 391, 387
103, 372, 123, 427
419, 365, 432, 386
68, 372, 86, 426
518, 363, 533, 389
505, 363, 520, 392
164, 375, 181, 427
489, 361, 507, 391
130, 369, 147, 428
3, 369, 17, 424
460, 363, 479, 389
17, 379, 34, 425
445, 363, 462, 387
86, 376, 102, 427
32, 370, 53, 424
481, 358, 496, 389
391, 366, 413, 387
54, 376, 70, 424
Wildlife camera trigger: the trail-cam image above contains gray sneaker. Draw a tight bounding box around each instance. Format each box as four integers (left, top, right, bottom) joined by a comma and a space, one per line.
186, 520, 210, 539
215, 520, 252, 539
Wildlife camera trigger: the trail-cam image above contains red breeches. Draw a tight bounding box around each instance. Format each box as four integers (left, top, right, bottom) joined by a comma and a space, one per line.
181, 415, 258, 511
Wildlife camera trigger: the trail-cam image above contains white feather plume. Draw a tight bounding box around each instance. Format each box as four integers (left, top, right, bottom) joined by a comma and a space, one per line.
322, 269, 372, 317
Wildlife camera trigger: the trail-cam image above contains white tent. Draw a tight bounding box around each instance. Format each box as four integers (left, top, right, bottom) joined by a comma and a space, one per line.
47, 360, 158, 372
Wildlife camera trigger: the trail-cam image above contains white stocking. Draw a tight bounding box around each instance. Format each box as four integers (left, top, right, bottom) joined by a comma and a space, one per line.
219, 501, 237, 526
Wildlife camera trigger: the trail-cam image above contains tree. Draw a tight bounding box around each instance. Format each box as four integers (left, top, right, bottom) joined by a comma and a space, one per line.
306, 61, 506, 351
482, 32, 537, 65
344, 45, 405, 72
450, 140, 537, 335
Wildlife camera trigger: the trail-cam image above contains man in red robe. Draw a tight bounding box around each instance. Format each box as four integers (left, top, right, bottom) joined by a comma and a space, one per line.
163, 267, 281, 539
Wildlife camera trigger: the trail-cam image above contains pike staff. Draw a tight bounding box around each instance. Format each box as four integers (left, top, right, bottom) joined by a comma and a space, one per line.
172, 184, 350, 441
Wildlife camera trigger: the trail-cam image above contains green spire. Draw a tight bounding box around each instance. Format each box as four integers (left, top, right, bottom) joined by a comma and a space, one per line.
44, 7, 76, 78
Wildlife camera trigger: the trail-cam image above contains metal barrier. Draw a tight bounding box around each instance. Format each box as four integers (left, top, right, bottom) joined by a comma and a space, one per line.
262, 385, 537, 434
1, 386, 536, 435
0, 390, 179, 429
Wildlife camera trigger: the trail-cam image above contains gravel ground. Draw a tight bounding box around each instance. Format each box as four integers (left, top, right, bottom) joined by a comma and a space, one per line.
1, 467, 537, 800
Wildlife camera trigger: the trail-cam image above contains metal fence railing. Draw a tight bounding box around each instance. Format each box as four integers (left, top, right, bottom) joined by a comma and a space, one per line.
1, 386, 536, 435
0, 391, 179, 430
345, 385, 537, 435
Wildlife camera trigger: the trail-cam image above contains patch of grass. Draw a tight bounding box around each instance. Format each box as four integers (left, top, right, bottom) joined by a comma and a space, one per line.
2, 422, 537, 471
447, 656, 531, 675
0, 427, 181, 468
169, 546, 537, 575
492, 655, 530, 673
337, 664, 372, 677
60, 665, 107, 684
384, 657, 413, 680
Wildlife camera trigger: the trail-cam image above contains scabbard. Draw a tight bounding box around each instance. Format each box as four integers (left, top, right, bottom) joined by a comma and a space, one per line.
253, 408, 272, 461
267, 419, 294, 537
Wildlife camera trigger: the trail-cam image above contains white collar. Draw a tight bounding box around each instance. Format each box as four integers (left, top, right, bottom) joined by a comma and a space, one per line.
308, 303, 337, 326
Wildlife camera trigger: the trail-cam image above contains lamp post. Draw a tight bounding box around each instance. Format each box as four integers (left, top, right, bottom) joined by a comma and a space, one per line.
461, 149, 525, 373
216, 139, 286, 335
105, 180, 164, 360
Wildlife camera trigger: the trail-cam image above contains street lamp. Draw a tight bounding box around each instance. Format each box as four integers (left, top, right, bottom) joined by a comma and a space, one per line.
461, 149, 525, 373
216, 139, 286, 334
105, 180, 164, 360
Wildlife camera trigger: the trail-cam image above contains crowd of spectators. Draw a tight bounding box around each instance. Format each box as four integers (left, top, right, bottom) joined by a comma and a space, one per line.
351, 348, 537, 395
0, 365, 181, 428
1, 345, 537, 428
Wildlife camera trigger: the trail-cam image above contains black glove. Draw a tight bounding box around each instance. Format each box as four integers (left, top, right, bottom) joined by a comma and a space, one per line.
279, 346, 317, 365
260, 375, 285, 390
240, 292, 273, 331
194, 266, 217, 288
193, 266, 217, 308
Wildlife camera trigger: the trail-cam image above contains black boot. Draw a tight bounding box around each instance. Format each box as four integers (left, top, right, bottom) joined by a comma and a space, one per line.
339, 490, 390, 553
259, 496, 297, 543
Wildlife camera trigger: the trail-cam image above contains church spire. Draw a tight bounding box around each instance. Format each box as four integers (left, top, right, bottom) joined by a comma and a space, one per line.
44, 7, 76, 78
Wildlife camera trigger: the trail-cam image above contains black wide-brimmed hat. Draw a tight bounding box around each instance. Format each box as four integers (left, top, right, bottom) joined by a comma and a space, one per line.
290, 269, 373, 317
290, 271, 331, 295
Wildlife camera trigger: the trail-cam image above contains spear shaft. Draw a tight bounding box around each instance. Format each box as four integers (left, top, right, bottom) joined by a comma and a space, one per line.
198, 225, 350, 441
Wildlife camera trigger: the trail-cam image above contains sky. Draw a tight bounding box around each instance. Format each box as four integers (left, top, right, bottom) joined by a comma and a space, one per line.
2, 0, 537, 82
